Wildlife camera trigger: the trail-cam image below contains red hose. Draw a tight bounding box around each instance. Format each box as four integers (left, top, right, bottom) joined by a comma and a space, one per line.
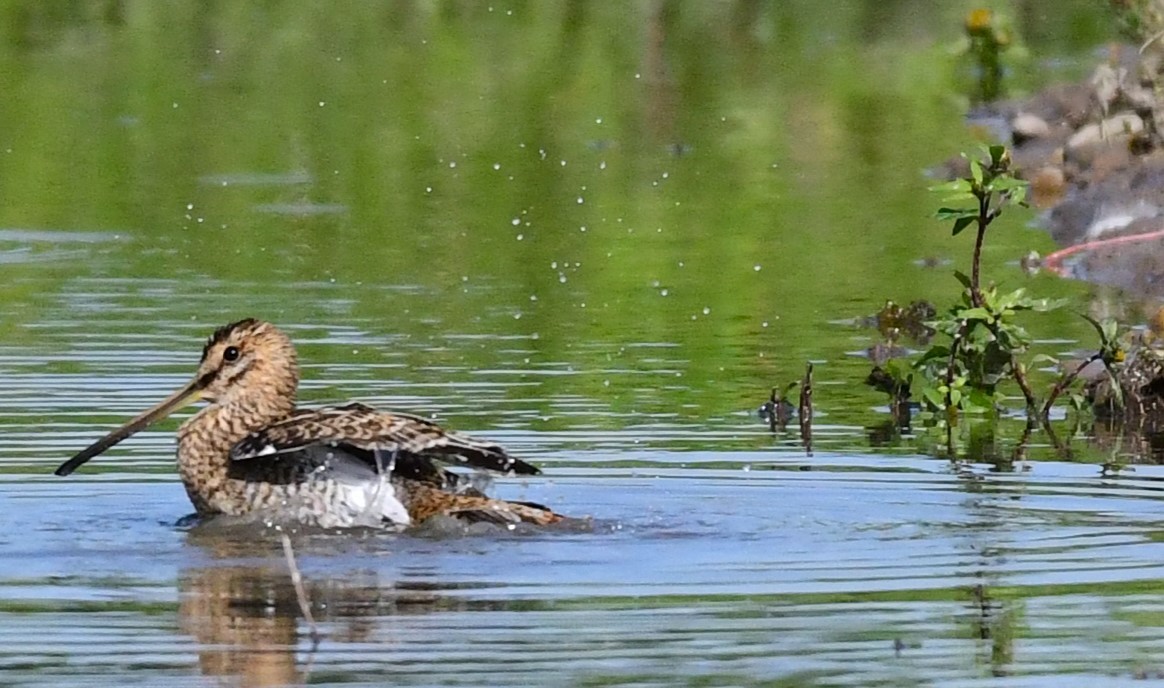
1041, 227, 1164, 276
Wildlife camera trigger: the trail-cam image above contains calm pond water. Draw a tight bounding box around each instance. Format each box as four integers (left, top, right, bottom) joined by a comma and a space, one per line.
3, 1, 1164, 686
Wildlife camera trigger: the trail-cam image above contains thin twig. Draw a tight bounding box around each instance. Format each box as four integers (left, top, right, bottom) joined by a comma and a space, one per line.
945, 320, 969, 411
281, 532, 322, 649
1041, 353, 1102, 419
1100, 359, 1126, 411
767, 387, 778, 433
1141, 27, 1164, 54
1039, 417, 1072, 460
945, 414, 955, 459
1011, 419, 1035, 465
971, 195, 989, 308
943, 321, 970, 459
799, 362, 813, 455
1008, 355, 1038, 417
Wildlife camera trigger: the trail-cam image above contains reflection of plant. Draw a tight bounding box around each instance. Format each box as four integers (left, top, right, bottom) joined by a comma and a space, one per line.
874, 300, 936, 344
866, 358, 912, 424
758, 383, 798, 432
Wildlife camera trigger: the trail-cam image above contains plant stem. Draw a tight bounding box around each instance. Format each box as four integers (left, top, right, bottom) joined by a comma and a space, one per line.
1009, 355, 1037, 416
767, 387, 778, 433
1041, 353, 1102, 419
1040, 417, 1072, 460
1012, 419, 1035, 464
945, 320, 969, 415
799, 362, 813, 455
971, 192, 989, 308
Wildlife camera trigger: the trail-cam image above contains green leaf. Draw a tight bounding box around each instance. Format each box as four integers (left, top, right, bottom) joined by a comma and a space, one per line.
969, 158, 984, 185
885, 358, 913, 381
994, 288, 1026, 309
957, 307, 993, 322
936, 207, 977, 221
990, 176, 1028, 191
988, 144, 1006, 167
941, 192, 978, 204
1030, 353, 1059, 367
949, 388, 962, 406
1011, 186, 1028, 206
1080, 314, 1123, 349
917, 346, 951, 365
951, 216, 975, 236
928, 180, 972, 194
1106, 368, 1125, 407
967, 388, 997, 411
922, 386, 946, 409
953, 270, 972, 289
1026, 297, 1066, 312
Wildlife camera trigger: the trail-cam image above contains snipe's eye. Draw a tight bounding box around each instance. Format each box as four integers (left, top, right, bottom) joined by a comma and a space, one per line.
223, 346, 240, 362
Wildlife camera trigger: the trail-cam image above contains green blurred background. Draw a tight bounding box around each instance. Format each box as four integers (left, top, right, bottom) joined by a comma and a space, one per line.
0, 0, 1129, 459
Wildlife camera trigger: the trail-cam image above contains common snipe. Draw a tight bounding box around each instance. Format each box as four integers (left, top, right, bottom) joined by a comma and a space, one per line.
55, 319, 564, 529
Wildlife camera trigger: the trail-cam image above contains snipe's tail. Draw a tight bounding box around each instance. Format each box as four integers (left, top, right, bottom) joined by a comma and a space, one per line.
402, 480, 563, 526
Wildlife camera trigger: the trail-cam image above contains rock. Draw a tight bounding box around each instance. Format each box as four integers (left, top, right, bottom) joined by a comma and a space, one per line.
1067, 113, 1144, 151
1012, 112, 1050, 143
1067, 124, 1104, 151
1063, 132, 1135, 175
1153, 107, 1164, 139
1091, 64, 1122, 111
1039, 82, 1097, 129
1088, 145, 1138, 183
1122, 80, 1157, 111
1030, 165, 1066, 208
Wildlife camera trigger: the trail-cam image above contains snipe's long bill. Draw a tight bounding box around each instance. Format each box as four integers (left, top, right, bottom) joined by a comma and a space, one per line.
55, 318, 565, 529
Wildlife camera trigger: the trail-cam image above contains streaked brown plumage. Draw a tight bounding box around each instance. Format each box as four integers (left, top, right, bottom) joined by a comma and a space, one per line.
54, 319, 563, 529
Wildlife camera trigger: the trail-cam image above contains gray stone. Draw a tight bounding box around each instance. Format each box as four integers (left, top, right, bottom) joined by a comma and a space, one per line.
1011, 112, 1050, 142
1067, 113, 1144, 151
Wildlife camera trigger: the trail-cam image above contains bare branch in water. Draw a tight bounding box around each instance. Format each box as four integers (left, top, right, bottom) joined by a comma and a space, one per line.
799, 362, 814, 455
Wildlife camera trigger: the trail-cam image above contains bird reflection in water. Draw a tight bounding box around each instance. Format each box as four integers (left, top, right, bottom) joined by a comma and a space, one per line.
178, 528, 506, 687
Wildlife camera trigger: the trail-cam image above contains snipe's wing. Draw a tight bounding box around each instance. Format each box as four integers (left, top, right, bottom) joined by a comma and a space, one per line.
229, 403, 540, 479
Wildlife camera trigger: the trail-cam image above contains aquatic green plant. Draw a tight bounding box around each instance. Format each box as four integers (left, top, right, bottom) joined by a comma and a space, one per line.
918, 144, 1051, 419
871, 145, 1126, 437
1041, 316, 1126, 417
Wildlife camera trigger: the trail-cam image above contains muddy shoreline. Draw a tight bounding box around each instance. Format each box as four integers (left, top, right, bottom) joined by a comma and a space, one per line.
953, 44, 1164, 297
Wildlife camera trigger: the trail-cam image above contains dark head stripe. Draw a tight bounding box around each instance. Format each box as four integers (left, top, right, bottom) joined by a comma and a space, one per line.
200, 318, 261, 362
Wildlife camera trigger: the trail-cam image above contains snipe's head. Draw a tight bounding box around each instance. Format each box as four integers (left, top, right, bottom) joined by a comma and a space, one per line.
55, 319, 299, 476
194, 319, 299, 406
